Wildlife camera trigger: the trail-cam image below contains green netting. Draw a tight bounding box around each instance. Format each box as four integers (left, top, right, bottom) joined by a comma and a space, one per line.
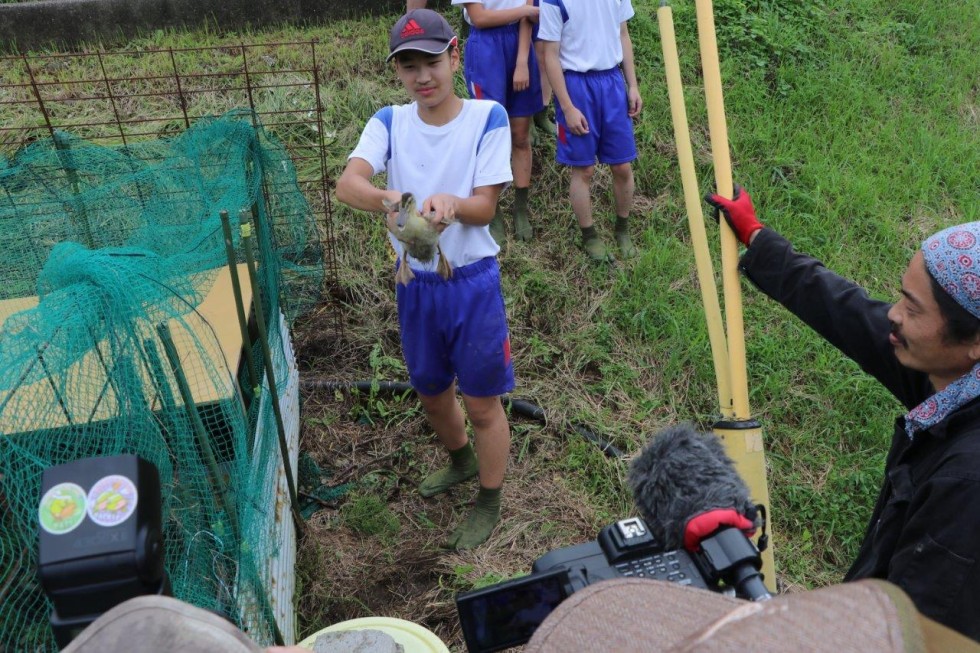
297, 451, 351, 520
0, 110, 323, 650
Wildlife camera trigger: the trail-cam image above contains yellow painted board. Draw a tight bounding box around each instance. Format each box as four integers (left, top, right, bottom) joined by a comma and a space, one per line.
0, 264, 252, 434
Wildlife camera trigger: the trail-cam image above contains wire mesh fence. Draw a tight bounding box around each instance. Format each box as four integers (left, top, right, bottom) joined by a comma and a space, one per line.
0, 41, 341, 650
0, 40, 341, 336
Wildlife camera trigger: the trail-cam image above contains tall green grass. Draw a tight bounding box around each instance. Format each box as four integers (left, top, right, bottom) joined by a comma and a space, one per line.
629, 0, 979, 586
313, 0, 978, 593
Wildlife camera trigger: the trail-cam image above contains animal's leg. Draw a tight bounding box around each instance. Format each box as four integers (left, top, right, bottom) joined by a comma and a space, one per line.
436, 245, 453, 280
396, 253, 407, 286
396, 252, 415, 286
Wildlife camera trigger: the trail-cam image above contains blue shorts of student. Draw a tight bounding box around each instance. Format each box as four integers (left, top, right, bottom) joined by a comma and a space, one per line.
397, 257, 515, 398
464, 22, 545, 118
555, 67, 638, 167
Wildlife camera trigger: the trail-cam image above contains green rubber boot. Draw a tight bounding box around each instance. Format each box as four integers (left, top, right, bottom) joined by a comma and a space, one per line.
533, 108, 556, 138
489, 210, 506, 249
446, 486, 502, 550
513, 187, 532, 242
419, 442, 478, 498
615, 229, 638, 258
614, 216, 637, 258
583, 236, 612, 262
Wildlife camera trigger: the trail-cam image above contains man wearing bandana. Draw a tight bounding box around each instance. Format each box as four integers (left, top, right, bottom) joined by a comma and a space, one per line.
705, 187, 980, 642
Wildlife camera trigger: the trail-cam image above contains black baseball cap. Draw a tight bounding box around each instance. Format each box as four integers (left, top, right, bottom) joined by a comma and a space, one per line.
387, 9, 458, 62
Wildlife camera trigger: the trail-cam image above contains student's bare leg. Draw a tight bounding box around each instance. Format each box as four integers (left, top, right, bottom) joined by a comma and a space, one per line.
407, 0, 427, 10
446, 393, 510, 549
570, 164, 594, 229
532, 40, 555, 135
417, 384, 478, 497
611, 162, 634, 217
611, 162, 637, 257
462, 394, 510, 489
570, 164, 609, 260
419, 384, 467, 450
511, 116, 533, 241
511, 117, 532, 190
535, 41, 553, 106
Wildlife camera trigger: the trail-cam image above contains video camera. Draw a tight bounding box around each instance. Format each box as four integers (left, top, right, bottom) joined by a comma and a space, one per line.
455, 514, 766, 653
36, 454, 169, 648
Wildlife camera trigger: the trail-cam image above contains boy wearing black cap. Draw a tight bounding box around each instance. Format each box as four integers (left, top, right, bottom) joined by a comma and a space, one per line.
336, 9, 515, 550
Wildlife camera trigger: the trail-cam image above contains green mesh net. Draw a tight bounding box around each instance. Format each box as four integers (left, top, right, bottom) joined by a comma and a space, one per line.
0, 110, 323, 649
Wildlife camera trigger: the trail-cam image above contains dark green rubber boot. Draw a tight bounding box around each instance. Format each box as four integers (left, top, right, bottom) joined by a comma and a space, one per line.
446, 486, 502, 550
614, 216, 637, 258
513, 187, 532, 242
489, 210, 507, 249
419, 441, 478, 498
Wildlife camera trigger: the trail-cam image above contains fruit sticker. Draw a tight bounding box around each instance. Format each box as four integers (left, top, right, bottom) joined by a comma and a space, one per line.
39, 483, 87, 535
87, 475, 138, 527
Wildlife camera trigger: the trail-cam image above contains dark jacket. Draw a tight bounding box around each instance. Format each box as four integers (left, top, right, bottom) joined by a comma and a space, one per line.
740, 228, 980, 641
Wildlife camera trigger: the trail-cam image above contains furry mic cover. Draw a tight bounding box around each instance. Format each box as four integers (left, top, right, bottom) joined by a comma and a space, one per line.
628, 423, 755, 550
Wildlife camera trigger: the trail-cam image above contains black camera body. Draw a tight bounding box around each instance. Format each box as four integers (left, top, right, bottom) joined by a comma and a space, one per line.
455, 516, 710, 653
535, 516, 708, 590
37, 455, 169, 648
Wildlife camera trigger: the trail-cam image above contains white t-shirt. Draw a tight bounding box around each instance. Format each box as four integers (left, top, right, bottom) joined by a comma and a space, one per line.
451, 0, 527, 26
537, 0, 635, 72
348, 99, 513, 270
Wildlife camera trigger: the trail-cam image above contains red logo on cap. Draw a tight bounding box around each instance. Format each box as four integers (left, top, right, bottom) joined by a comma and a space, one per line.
401, 19, 425, 39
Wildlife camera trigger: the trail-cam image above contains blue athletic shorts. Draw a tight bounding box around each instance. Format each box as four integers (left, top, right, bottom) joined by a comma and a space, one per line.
396, 257, 515, 398
555, 67, 638, 166
464, 23, 544, 118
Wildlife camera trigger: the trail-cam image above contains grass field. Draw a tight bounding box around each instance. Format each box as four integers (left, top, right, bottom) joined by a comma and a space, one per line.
295, 0, 978, 644
2, 0, 978, 648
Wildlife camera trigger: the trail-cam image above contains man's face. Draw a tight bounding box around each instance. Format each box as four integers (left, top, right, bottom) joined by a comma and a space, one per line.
394, 49, 459, 110
887, 251, 980, 390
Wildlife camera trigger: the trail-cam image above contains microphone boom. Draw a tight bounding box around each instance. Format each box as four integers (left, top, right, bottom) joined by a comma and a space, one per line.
629, 423, 770, 601
628, 423, 754, 551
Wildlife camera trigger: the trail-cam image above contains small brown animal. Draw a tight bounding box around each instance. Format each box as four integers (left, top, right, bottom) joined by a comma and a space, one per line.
382, 192, 454, 286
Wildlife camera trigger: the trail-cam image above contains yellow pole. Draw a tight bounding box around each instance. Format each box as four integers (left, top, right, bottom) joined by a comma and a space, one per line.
656, 1, 733, 418
693, 0, 748, 417
693, 0, 776, 590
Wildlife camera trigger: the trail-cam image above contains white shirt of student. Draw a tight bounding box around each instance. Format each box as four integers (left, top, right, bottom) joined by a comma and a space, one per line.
348, 99, 513, 270
451, 0, 528, 26
537, 0, 635, 72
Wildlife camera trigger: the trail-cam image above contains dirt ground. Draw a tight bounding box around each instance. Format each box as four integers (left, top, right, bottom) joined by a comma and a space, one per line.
290, 304, 630, 650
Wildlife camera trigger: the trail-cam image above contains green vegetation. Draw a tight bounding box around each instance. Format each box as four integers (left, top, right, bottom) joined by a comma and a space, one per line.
1, 0, 977, 645
340, 492, 402, 540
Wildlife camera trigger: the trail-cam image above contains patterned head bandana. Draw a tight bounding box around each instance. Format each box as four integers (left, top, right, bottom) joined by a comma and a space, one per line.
906, 222, 980, 439
921, 222, 980, 319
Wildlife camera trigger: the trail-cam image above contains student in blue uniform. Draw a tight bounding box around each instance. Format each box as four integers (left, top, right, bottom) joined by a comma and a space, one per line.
530, 0, 556, 138
538, 0, 643, 261
452, 0, 543, 244
337, 9, 515, 550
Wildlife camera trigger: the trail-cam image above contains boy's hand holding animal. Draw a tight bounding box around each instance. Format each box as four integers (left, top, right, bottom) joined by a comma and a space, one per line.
421, 193, 459, 229
382, 192, 455, 285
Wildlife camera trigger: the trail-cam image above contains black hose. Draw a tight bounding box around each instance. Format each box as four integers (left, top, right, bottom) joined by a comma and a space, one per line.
300, 379, 624, 458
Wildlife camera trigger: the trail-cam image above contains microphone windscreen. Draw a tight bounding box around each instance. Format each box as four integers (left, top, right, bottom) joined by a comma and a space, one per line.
628, 423, 754, 551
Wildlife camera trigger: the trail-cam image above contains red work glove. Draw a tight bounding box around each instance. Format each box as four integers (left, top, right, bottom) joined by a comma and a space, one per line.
704, 185, 763, 247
